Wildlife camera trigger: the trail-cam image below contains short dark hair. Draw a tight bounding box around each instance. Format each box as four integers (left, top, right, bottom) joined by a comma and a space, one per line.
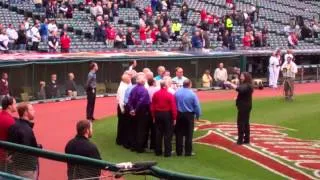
147, 78, 155, 86
77, 120, 91, 136
17, 103, 30, 118
2, 96, 14, 110
89, 62, 96, 70
131, 77, 137, 85
241, 72, 253, 85
183, 79, 191, 88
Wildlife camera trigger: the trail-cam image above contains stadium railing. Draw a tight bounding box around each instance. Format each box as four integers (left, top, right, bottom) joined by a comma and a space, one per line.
0, 141, 216, 180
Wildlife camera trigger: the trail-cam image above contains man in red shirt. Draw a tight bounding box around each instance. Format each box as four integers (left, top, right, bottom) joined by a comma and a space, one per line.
200, 9, 207, 22
150, 25, 160, 43
151, 80, 177, 157
60, 31, 71, 53
139, 24, 149, 45
242, 31, 253, 48
0, 96, 17, 171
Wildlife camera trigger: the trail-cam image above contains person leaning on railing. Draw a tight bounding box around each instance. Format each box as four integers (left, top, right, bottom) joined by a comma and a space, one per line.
65, 120, 101, 180
7, 103, 42, 180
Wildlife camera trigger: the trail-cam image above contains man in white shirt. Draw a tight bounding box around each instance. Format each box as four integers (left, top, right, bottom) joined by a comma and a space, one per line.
116, 73, 131, 146
284, 49, 294, 62
268, 52, 280, 88
172, 67, 187, 89
163, 76, 175, 94
31, 23, 41, 51
6, 24, 18, 50
281, 56, 298, 101
214, 63, 228, 89
48, 20, 58, 33
0, 29, 9, 52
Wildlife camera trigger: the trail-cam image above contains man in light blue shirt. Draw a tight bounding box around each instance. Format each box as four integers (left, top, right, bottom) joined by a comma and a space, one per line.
175, 79, 201, 156
124, 77, 136, 105
172, 67, 188, 89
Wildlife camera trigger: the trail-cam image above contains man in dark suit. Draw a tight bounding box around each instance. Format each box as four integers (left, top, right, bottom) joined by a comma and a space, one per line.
65, 120, 101, 180
46, 73, 59, 99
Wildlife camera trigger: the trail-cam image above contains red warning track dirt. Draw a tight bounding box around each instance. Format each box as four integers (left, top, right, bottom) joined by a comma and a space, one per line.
32, 83, 320, 179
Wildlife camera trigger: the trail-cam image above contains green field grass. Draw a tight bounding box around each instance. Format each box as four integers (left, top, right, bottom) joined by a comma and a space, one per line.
92, 93, 320, 180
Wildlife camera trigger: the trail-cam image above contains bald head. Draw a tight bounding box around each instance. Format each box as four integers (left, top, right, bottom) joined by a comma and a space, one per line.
143, 68, 151, 74
136, 72, 146, 85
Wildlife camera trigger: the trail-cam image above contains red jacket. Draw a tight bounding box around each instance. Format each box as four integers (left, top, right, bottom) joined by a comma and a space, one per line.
151, 28, 159, 42
151, 88, 177, 121
207, 15, 214, 24
243, 35, 252, 47
0, 111, 15, 161
60, 35, 71, 49
145, 6, 152, 15
200, 9, 207, 21
139, 27, 147, 40
106, 28, 116, 40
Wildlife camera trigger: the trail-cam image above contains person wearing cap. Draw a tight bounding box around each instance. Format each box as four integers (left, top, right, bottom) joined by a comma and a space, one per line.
151, 80, 177, 157
175, 79, 201, 156
281, 55, 298, 101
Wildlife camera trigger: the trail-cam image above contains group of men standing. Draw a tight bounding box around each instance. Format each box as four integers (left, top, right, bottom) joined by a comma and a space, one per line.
116, 65, 201, 157
269, 49, 298, 101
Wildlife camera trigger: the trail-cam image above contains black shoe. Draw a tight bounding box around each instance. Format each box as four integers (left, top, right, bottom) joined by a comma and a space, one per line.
237, 141, 243, 145
243, 141, 250, 144
164, 154, 171, 157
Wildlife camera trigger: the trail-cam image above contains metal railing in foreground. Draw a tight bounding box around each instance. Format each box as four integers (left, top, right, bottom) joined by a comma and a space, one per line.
0, 171, 24, 180
0, 141, 216, 180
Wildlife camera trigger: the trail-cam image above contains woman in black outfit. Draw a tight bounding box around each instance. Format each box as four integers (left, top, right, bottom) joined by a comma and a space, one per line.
226, 72, 253, 145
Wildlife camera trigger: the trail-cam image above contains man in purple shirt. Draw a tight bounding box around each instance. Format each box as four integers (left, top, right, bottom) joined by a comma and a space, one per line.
127, 73, 150, 153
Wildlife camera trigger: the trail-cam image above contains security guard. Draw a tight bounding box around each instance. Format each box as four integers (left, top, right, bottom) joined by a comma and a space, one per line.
86, 62, 98, 121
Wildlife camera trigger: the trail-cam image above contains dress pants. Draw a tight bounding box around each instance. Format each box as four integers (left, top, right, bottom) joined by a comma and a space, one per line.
86, 87, 96, 120
284, 77, 294, 100
132, 107, 149, 153
175, 112, 194, 156
145, 109, 156, 150
154, 111, 173, 156
116, 105, 125, 145
237, 106, 251, 144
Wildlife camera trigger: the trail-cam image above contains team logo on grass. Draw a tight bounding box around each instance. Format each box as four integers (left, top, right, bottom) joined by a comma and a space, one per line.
194, 121, 320, 180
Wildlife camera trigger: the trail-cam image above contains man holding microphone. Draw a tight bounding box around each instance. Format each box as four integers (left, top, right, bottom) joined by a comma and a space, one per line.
175, 79, 201, 156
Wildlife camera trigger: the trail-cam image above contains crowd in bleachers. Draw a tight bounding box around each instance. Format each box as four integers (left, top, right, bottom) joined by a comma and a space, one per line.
0, 0, 319, 52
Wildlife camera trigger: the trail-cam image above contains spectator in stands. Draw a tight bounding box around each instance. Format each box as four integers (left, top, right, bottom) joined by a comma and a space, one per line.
202, 69, 213, 88
161, 0, 168, 11
38, 81, 46, 99
150, 25, 160, 44
48, 30, 59, 53
172, 67, 187, 88
242, 31, 253, 49
39, 18, 49, 42
222, 31, 229, 49
65, 120, 101, 180
151, 0, 158, 14
200, 8, 207, 22
200, 19, 210, 32
112, 3, 120, 23
46, 73, 59, 99
23, 18, 31, 30
65, 73, 77, 97
228, 31, 237, 50
0, 30, 9, 52
114, 31, 127, 48
6, 24, 18, 50
248, 4, 256, 22
7, 103, 40, 180
254, 31, 264, 47
46, 1, 58, 18
175, 79, 201, 156
126, 27, 135, 46
181, 30, 191, 51
17, 24, 27, 50
155, 66, 165, 81
180, 5, 188, 23
202, 30, 210, 49
225, 15, 233, 33
60, 31, 71, 53
0, 96, 16, 171
34, 0, 43, 12
171, 19, 182, 41
94, 16, 105, 42
0, 73, 9, 98
139, 24, 149, 45
65, 1, 73, 18
191, 31, 203, 50
95, 1, 104, 17
48, 20, 58, 34
288, 31, 298, 49
105, 24, 116, 47
226, 0, 233, 9
160, 26, 169, 43
214, 63, 228, 88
